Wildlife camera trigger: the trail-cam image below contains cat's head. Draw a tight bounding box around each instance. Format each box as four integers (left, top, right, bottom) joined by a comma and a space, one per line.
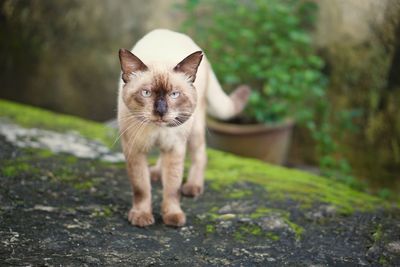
119, 49, 203, 127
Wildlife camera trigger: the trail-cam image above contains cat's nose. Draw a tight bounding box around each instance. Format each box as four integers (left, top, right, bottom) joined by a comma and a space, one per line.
154, 98, 168, 117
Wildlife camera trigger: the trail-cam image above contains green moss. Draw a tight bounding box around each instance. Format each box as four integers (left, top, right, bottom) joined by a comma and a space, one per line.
249, 226, 262, 235
206, 149, 392, 214
250, 207, 282, 219
284, 218, 304, 241
373, 224, 383, 242
98, 160, 126, 169
91, 205, 114, 217
1, 99, 395, 216
234, 224, 263, 240
249, 206, 304, 240
54, 166, 101, 191
233, 232, 242, 240
207, 213, 220, 221
0, 99, 116, 147
23, 148, 54, 158
218, 214, 236, 220
266, 232, 280, 241
378, 257, 388, 266
2, 162, 35, 176
55, 167, 76, 182
65, 155, 78, 164
206, 224, 215, 234
225, 188, 252, 199
74, 181, 95, 190
209, 207, 219, 213
36, 149, 54, 158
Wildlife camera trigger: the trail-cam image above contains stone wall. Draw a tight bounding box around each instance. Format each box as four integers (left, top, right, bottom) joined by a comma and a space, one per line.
0, 0, 183, 121
310, 0, 400, 185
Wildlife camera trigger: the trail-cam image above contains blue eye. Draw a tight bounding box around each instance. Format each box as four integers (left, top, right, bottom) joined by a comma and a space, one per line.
170, 91, 180, 99
141, 89, 151, 97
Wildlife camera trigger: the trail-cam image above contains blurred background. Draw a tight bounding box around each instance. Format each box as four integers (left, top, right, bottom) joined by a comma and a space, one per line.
1, 0, 399, 198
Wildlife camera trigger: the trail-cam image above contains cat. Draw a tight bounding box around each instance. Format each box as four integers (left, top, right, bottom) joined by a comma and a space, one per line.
118, 29, 250, 227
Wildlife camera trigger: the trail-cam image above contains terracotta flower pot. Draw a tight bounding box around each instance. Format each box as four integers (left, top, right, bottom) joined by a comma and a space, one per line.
206, 118, 294, 165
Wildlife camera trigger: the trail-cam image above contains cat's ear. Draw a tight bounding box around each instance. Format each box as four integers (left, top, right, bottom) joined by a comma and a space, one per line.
174, 51, 203, 83
119, 48, 148, 83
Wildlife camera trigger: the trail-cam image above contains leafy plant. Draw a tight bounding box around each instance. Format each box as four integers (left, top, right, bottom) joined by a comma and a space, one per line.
181, 0, 325, 123
180, 0, 357, 185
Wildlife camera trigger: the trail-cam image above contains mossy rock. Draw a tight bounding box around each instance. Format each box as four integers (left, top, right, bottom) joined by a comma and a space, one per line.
0, 99, 115, 147
0, 98, 392, 213
1, 99, 399, 265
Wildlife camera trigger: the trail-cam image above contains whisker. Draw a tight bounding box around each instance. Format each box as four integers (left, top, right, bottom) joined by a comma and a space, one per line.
117, 116, 136, 124
112, 119, 141, 147
124, 122, 143, 160
126, 119, 149, 160
119, 113, 147, 120
205, 124, 212, 137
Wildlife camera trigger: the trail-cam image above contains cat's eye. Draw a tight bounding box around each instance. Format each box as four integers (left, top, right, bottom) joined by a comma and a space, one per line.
170, 91, 180, 99
141, 89, 151, 97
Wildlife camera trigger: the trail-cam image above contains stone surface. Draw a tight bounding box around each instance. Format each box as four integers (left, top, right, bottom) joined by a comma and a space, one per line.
1, 102, 400, 266
315, 0, 390, 46
387, 241, 400, 254
0, 121, 124, 162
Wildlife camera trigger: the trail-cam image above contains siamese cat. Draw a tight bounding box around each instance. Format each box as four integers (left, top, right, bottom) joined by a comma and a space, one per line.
118, 29, 250, 227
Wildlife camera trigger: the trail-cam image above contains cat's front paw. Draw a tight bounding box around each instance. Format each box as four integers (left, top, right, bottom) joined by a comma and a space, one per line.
128, 209, 154, 227
181, 183, 204, 197
162, 212, 186, 227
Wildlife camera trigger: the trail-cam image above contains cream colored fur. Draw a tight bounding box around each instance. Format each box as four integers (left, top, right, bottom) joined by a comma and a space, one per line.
118, 29, 249, 227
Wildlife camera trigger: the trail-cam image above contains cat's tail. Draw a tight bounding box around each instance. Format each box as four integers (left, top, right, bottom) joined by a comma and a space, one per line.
206, 67, 251, 120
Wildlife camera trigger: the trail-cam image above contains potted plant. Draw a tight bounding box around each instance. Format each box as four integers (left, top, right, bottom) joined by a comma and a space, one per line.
181, 0, 326, 164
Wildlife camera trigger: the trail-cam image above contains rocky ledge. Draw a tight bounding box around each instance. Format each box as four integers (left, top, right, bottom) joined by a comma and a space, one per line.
0, 99, 399, 266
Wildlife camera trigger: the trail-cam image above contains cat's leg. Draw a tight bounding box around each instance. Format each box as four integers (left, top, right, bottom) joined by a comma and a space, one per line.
149, 156, 162, 182
126, 153, 154, 227
161, 146, 186, 227
182, 115, 206, 197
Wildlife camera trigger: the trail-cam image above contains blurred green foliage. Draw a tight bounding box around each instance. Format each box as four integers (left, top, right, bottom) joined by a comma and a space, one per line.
182, 0, 326, 124
180, 0, 357, 185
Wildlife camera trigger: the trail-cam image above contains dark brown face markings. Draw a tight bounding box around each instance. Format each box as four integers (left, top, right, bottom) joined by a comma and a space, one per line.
153, 74, 173, 95
174, 51, 203, 83
174, 93, 191, 109
151, 74, 173, 117
124, 72, 196, 124
154, 97, 168, 117
123, 87, 145, 111
167, 92, 195, 127
119, 49, 148, 83
133, 93, 145, 107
